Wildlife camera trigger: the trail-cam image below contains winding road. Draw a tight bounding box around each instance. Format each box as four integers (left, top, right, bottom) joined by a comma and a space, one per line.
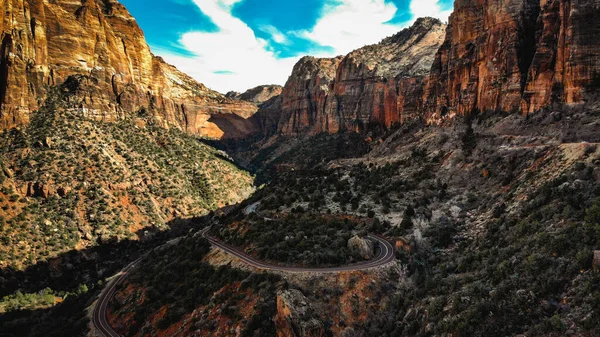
200, 227, 396, 273
92, 255, 146, 337
92, 218, 396, 336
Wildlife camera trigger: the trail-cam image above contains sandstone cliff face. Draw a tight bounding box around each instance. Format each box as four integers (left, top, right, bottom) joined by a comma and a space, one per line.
276, 56, 343, 136
325, 17, 446, 133
226, 85, 283, 104
424, 0, 600, 122
265, 18, 446, 136
212, 85, 283, 139
0, 0, 256, 137
254, 94, 283, 137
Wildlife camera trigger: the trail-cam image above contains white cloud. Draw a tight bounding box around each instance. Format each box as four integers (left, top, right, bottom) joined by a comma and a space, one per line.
156, 0, 300, 94
294, 0, 401, 56
258, 24, 291, 45
155, 0, 453, 94
291, 0, 452, 57
410, 0, 453, 23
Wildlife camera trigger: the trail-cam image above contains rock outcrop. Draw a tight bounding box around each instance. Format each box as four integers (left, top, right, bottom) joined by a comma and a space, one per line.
423, 0, 600, 122
276, 56, 343, 136
226, 85, 283, 104
325, 17, 446, 133
275, 289, 324, 337
347, 235, 375, 260
210, 85, 284, 139
253, 94, 283, 137
261, 18, 446, 136
0, 0, 256, 137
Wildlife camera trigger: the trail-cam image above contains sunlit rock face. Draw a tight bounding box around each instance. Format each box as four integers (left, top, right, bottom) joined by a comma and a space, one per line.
264, 18, 446, 137
227, 85, 283, 104
325, 17, 446, 134
423, 0, 600, 122
276, 56, 344, 136
0, 0, 256, 137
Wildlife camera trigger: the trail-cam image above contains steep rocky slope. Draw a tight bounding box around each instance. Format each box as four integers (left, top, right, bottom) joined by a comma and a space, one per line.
107, 237, 280, 337
210, 85, 284, 140
226, 85, 283, 104
0, 87, 254, 270
107, 105, 600, 336
424, 0, 600, 122
0, 0, 256, 137
258, 18, 446, 137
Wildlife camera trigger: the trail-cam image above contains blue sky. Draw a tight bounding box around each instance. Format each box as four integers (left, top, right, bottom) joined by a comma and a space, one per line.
121, 0, 454, 93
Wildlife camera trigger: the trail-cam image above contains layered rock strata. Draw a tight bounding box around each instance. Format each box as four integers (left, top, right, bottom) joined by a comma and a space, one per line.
423, 0, 600, 121
264, 18, 446, 136
0, 0, 256, 137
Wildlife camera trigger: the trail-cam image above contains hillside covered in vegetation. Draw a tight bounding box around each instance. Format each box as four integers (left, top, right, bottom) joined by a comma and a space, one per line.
0, 85, 254, 271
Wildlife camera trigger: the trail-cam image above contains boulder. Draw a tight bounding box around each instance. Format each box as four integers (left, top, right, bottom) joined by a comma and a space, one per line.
274, 289, 324, 337
348, 235, 375, 260
2, 165, 14, 179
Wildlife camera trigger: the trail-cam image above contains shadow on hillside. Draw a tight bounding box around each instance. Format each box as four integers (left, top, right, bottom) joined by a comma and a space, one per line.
199, 133, 266, 173
0, 213, 217, 337
207, 113, 260, 141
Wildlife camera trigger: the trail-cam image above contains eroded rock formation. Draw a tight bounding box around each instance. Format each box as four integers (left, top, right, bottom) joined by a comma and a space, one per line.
326, 17, 446, 133
276, 56, 344, 136
423, 0, 600, 122
226, 85, 283, 104
260, 18, 446, 136
275, 289, 324, 337
0, 0, 256, 137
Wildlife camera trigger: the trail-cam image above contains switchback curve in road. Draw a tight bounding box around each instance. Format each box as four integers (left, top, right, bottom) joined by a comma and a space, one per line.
92, 229, 396, 336
200, 227, 396, 273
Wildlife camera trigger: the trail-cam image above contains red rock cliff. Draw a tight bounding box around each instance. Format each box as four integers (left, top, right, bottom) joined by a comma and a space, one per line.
325, 17, 446, 133
267, 18, 446, 136
276, 56, 343, 135
0, 0, 256, 137
423, 0, 600, 122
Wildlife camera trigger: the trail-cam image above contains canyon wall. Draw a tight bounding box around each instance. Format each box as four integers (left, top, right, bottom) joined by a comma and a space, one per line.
276, 55, 343, 136
261, 18, 446, 137
226, 85, 283, 104
0, 0, 256, 137
260, 1, 600, 137
423, 0, 600, 122
324, 17, 446, 133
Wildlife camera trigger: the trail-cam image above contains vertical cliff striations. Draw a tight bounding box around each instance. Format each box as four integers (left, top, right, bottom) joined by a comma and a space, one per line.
260, 18, 446, 137
326, 17, 446, 134
276, 56, 343, 136
0, 0, 256, 137
423, 0, 600, 122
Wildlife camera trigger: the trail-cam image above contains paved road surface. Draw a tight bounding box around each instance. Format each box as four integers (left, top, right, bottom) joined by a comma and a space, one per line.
92, 255, 146, 337
92, 227, 395, 336
200, 227, 396, 273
